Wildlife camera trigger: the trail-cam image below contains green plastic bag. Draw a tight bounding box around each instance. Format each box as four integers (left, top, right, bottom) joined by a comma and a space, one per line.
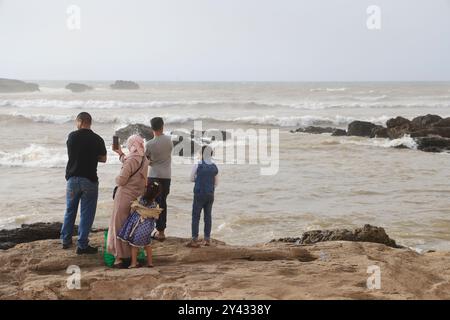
103, 230, 147, 267
137, 248, 147, 262
103, 230, 115, 267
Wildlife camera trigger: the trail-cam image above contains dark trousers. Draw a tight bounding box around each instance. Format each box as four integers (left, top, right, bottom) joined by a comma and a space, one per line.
148, 177, 171, 232
192, 193, 214, 240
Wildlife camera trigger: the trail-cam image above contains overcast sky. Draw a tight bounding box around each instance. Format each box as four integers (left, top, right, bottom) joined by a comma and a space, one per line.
0, 0, 449, 81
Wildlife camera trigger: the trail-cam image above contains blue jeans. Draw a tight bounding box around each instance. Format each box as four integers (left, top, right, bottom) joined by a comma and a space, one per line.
60, 177, 99, 249
192, 193, 214, 240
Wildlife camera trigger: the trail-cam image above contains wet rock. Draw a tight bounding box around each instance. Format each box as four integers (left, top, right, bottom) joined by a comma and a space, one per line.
65, 83, 93, 93
410, 127, 450, 139
0, 222, 106, 250
411, 114, 442, 130
415, 136, 450, 153
0, 78, 40, 93
347, 121, 378, 137
110, 80, 140, 90
0, 223, 72, 250
271, 224, 400, 248
292, 126, 337, 134
386, 116, 412, 139
115, 124, 154, 144
371, 125, 389, 138
433, 117, 450, 128
331, 129, 347, 136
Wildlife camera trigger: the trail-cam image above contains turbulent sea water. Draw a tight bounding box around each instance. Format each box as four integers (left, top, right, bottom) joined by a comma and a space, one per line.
0, 81, 449, 251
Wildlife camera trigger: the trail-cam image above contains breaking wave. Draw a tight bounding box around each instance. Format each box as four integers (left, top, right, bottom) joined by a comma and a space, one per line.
1, 98, 450, 111
1, 112, 392, 128
0, 145, 122, 168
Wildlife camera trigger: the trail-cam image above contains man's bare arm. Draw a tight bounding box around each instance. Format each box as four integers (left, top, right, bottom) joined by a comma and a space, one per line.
98, 155, 107, 163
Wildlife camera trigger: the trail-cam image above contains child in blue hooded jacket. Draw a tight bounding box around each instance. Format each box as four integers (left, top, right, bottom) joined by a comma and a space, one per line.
187, 146, 218, 247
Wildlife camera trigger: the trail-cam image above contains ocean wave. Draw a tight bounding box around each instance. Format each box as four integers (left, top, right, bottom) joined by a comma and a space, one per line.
2, 98, 450, 111
2, 112, 393, 128
0, 99, 190, 109
0, 144, 122, 168
0, 144, 68, 168
309, 87, 347, 92
338, 135, 418, 150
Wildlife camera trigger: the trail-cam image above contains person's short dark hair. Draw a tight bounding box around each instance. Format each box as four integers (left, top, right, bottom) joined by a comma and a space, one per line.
201, 145, 213, 161
150, 117, 164, 131
76, 112, 92, 126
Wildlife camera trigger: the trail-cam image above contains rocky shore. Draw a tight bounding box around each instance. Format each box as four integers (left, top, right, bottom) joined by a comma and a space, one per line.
291, 114, 450, 153
1, 223, 449, 300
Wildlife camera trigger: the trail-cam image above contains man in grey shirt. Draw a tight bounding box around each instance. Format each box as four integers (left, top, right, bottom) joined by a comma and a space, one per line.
145, 117, 173, 241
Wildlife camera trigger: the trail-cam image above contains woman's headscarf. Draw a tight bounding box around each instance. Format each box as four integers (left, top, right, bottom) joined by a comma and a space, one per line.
126, 134, 145, 158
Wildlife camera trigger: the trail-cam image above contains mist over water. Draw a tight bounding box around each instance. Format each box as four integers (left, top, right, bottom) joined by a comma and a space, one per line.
1, 81, 450, 251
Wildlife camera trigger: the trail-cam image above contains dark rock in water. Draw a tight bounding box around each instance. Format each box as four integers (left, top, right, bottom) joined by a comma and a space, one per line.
65, 83, 93, 93
331, 129, 347, 136
347, 121, 378, 137
0, 222, 105, 250
110, 80, 140, 90
0, 78, 40, 93
386, 116, 412, 139
416, 136, 450, 153
411, 114, 442, 130
371, 125, 389, 138
386, 116, 411, 129
293, 126, 337, 134
433, 117, 450, 128
115, 124, 154, 144
0, 223, 65, 250
271, 224, 400, 248
410, 127, 450, 139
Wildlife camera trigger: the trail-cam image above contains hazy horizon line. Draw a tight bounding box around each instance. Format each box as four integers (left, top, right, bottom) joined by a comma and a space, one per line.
4, 78, 450, 84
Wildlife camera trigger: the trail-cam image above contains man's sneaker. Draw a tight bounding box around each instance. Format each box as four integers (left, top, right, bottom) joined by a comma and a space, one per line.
76, 245, 98, 255
62, 243, 72, 250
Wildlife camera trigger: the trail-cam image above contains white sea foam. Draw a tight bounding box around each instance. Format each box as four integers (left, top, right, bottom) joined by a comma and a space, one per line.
338, 135, 418, 150
309, 87, 347, 92
4, 112, 393, 128
0, 144, 68, 168
2, 98, 450, 111
0, 145, 123, 168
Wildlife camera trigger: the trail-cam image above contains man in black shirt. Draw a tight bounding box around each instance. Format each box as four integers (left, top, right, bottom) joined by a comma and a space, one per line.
61, 112, 107, 254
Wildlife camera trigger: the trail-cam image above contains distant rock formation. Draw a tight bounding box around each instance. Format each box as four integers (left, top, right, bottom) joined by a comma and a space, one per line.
0, 78, 40, 93
110, 80, 140, 90
65, 83, 93, 93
